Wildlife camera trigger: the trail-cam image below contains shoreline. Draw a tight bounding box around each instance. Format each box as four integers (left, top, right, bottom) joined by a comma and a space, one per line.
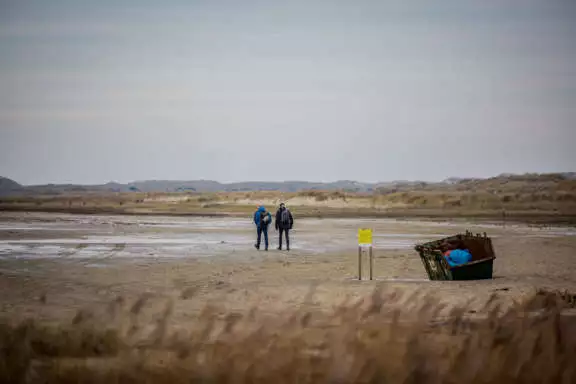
1, 205, 576, 226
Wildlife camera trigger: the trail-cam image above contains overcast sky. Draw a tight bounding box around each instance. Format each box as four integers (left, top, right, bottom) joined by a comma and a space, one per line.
0, 0, 575, 185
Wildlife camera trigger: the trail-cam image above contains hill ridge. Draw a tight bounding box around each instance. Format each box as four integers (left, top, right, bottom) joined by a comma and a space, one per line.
1, 172, 575, 196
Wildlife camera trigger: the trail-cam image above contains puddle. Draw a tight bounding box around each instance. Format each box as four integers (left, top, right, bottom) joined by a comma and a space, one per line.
0, 226, 81, 231
84, 263, 109, 268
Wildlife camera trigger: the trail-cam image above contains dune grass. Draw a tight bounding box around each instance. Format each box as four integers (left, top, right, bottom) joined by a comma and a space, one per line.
1, 288, 575, 383
1, 182, 576, 224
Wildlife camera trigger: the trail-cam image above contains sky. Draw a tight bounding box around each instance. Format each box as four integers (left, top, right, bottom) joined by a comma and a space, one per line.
0, 0, 575, 185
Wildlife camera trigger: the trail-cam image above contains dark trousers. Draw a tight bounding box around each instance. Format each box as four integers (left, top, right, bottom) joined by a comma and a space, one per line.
279, 228, 290, 250
256, 226, 269, 249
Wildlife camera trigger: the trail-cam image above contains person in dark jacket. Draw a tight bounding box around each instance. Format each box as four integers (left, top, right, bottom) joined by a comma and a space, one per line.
275, 203, 293, 251
253, 205, 271, 250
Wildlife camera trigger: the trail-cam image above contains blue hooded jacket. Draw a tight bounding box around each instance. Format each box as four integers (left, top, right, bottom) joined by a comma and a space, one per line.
254, 206, 271, 229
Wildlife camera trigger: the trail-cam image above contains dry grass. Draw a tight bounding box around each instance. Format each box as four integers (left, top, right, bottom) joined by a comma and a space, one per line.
1, 178, 576, 223
1, 288, 575, 383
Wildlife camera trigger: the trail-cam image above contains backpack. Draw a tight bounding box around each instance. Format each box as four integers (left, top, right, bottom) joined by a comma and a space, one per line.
281, 209, 291, 228
260, 211, 270, 226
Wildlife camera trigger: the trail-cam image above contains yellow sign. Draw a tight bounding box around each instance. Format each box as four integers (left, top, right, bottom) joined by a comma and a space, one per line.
358, 228, 373, 246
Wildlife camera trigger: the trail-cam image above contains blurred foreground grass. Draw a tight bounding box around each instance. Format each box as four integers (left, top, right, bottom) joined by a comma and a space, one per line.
1, 288, 575, 383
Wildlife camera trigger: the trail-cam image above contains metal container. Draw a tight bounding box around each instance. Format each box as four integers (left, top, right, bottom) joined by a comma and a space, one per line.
415, 231, 496, 281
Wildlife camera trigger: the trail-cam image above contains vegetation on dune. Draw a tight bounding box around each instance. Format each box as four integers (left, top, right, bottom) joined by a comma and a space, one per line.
0, 173, 575, 222
1, 288, 575, 383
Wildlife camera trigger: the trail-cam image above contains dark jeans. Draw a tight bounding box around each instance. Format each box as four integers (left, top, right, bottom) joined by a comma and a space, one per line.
256, 225, 269, 249
279, 228, 290, 250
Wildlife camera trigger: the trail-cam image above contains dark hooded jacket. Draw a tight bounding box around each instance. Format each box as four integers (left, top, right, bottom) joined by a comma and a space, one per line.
275, 206, 294, 230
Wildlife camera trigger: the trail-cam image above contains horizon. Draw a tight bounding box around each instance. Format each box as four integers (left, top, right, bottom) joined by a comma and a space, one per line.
2, 171, 575, 188
1, 0, 575, 185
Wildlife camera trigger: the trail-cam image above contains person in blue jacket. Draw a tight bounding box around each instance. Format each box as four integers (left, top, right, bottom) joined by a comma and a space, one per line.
253, 205, 272, 250
442, 240, 472, 267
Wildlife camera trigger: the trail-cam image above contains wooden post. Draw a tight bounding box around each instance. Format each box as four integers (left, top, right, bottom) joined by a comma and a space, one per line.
358, 246, 362, 280
369, 246, 373, 280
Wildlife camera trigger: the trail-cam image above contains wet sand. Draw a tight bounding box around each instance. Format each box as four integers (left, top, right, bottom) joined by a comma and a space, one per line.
1, 212, 575, 325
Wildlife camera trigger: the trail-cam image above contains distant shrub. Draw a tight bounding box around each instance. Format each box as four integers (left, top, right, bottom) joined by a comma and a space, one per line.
557, 193, 576, 202
330, 191, 346, 200
300, 190, 322, 198
444, 199, 462, 208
